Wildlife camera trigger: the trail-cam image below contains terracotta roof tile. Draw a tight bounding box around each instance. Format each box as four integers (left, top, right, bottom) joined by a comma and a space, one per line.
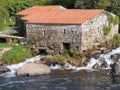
16, 5, 103, 24
27, 9, 103, 24
16, 5, 65, 15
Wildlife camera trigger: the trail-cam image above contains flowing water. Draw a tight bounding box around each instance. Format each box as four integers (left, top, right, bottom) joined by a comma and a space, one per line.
0, 47, 120, 90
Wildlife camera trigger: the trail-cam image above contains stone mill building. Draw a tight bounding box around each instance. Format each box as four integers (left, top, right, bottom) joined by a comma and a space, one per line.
16, 5, 119, 55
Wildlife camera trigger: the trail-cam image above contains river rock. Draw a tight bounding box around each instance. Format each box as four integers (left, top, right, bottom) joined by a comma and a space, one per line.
92, 63, 100, 69
16, 63, 51, 76
100, 60, 108, 68
0, 65, 10, 73
34, 60, 41, 64
115, 60, 120, 75
111, 54, 119, 60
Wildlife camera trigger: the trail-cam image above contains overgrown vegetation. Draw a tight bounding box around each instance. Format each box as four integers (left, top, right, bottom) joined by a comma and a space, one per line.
0, 43, 32, 64
101, 34, 120, 49
43, 48, 87, 66
105, 12, 119, 25
103, 24, 111, 35
112, 34, 120, 46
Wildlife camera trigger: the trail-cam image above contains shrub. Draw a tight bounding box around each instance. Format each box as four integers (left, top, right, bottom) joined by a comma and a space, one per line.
103, 24, 111, 35
2, 44, 32, 64
55, 55, 65, 64
112, 16, 119, 25
113, 34, 120, 45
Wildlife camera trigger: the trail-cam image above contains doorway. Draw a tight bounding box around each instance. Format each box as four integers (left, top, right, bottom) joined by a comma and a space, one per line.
63, 43, 70, 50
39, 49, 47, 55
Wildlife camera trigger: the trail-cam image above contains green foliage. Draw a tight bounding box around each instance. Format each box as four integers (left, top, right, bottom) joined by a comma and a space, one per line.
112, 16, 119, 25
27, 38, 35, 44
2, 44, 32, 64
69, 49, 81, 59
55, 55, 65, 64
74, 0, 120, 20
97, 0, 111, 9
51, 0, 75, 8
105, 11, 119, 25
113, 34, 120, 45
0, 0, 119, 31
0, 43, 18, 48
103, 24, 111, 35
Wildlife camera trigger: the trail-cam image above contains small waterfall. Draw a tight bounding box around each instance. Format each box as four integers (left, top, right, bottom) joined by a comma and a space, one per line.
1, 47, 120, 78
50, 47, 120, 71
0, 55, 43, 78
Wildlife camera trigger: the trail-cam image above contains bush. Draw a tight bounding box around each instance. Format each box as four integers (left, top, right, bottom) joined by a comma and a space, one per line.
113, 34, 120, 45
55, 55, 65, 64
112, 16, 119, 25
103, 24, 111, 35
2, 44, 32, 64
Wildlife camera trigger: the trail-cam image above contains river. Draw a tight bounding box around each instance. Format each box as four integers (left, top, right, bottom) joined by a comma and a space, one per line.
0, 47, 120, 90
0, 70, 120, 90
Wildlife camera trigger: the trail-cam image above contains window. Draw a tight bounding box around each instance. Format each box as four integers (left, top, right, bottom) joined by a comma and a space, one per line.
64, 29, 66, 34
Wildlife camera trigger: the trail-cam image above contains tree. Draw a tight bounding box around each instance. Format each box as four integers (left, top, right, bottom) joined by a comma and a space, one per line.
52, 0, 75, 8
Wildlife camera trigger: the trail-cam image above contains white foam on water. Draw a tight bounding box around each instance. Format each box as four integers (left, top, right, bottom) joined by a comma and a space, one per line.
50, 47, 120, 71
1, 47, 120, 78
50, 64, 61, 69
0, 55, 43, 78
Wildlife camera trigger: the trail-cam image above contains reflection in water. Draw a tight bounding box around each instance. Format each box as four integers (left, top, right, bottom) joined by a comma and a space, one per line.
0, 70, 120, 90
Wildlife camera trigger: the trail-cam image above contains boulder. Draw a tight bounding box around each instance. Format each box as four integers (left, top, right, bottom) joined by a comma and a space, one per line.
115, 60, 120, 75
111, 54, 119, 60
0, 65, 10, 73
16, 63, 51, 76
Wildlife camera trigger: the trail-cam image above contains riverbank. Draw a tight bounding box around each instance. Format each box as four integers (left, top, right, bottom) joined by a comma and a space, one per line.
0, 34, 120, 67
0, 43, 32, 64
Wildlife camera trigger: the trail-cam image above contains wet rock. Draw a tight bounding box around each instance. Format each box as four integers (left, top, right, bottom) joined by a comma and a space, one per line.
92, 63, 100, 69
67, 60, 80, 67
92, 51, 101, 56
115, 60, 120, 75
16, 63, 51, 76
34, 60, 41, 64
99, 47, 107, 53
46, 60, 58, 66
100, 60, 108, 68
0, 65, 10, 73
111, 54, 119, 60
81, 57, 88, 66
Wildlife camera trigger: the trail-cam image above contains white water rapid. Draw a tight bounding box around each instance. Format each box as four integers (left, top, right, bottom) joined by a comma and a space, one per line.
50, 47, 120, 71
1, 47, 120, 78
0, 55, 43, 78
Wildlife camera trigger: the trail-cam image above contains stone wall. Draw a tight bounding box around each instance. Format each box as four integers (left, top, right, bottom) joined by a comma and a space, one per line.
25, 11, 119, 54
26, 24, 82, 54
81, 11, 118, 51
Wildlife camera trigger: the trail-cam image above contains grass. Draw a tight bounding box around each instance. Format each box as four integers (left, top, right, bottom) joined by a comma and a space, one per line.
0, 43, 17, 48
1, 43, 32, 64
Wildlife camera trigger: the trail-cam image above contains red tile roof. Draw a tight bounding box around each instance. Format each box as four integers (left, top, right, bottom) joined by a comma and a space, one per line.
16, 5, 65, 15
16, 6, 103, 24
